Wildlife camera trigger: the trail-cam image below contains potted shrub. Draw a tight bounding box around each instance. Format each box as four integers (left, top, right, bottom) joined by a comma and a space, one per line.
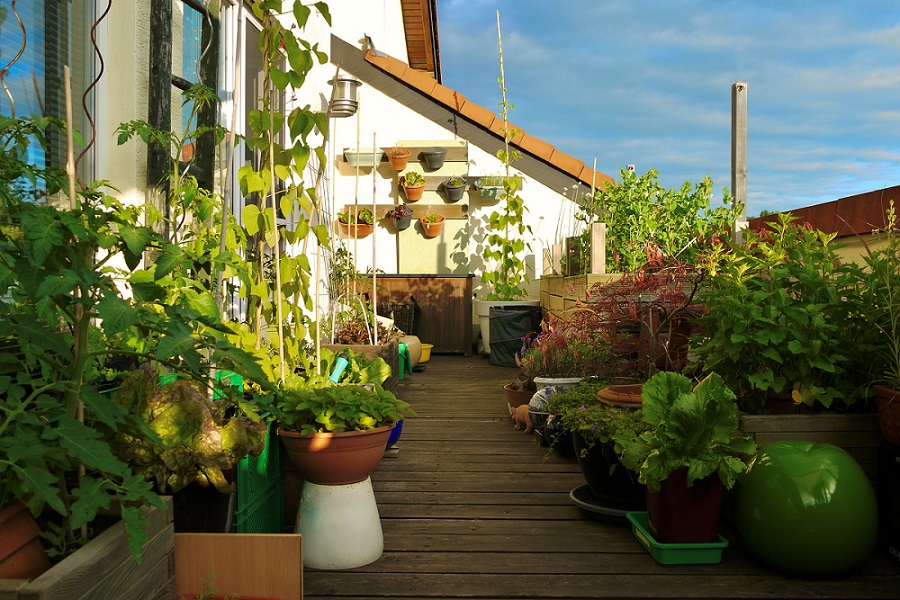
385, 146, 411, 170
399, 171, 426, 202
690, 213, 874, 413
548, 382, 649, 511
419, 212, 445, 238
337, 207, 375, 237
385, 204, 413, 231
442, 176, 467, 202
614, 371, 757, 543
421, 147, 446, 169
269, 381, 414, 485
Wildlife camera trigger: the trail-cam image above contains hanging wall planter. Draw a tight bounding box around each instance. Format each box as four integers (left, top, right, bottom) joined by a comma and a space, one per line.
399, 171, 426, 202
475, 176, 505, 199
344, 148, 382, 168
385, 147, 411, 171
421, 147, 447, 170
442, 177, 466, 202
420, 213, 445, 238
337, 208, 375, 237
385, 205, 414, 231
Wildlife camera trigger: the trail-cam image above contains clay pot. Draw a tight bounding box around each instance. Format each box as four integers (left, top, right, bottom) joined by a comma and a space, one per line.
278, 425, 394, 485
420, 215, 445, 238
401, 184, 425, 202
386, 147, 411, 170
0, 501, 51, 580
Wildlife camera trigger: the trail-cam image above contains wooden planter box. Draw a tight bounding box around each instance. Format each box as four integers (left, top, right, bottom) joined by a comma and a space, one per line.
738, 412, 886, 485
323, 338, 399, 391
0, 498, 175, 600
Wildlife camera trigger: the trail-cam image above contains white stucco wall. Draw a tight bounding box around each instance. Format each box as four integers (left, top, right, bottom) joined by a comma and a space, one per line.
294, 0, 569, 301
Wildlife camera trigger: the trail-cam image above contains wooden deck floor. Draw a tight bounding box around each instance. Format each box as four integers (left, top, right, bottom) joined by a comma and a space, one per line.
304, 354, 900, 599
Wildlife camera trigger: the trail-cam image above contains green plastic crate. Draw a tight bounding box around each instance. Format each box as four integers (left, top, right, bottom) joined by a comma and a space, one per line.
627, 512, 728, 565
233, 421, 284, 533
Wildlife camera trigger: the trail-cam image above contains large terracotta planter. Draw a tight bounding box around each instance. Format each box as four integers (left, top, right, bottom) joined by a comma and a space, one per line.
597, 383, 643, 409
0, 502, 51, 580
277, 424, 394, 485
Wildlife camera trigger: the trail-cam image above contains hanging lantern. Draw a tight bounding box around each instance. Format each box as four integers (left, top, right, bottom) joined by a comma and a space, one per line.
328, 76, 361, 118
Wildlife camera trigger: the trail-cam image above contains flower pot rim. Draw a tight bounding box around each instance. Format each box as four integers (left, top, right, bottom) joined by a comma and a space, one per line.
277, 423, 395, 440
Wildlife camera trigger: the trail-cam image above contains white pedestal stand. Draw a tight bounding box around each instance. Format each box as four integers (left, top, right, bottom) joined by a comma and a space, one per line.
296, 477, 383, 570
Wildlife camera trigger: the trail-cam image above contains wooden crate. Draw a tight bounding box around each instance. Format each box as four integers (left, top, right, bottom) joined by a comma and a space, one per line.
738, 412, 886, 485
0, 498, 175, 600
323, 338, 399, 391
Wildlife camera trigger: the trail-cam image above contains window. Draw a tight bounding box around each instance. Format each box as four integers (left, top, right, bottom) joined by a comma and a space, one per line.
0, 0, 95, 179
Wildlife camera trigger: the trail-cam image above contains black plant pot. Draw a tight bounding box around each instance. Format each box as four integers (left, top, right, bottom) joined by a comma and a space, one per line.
443, 180, 466, 202
573, 432, 645, 511
421, 147, 446, 169
393, 214, 412, 231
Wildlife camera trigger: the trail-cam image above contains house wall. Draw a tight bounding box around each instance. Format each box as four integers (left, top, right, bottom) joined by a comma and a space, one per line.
299, 1, 568, 302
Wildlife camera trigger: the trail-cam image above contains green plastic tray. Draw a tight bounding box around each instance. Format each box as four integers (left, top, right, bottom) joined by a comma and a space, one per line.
627, 512, 728, 565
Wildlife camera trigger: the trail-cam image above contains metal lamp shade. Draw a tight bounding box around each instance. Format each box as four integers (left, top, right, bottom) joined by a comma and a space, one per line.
328, 76, 361, 117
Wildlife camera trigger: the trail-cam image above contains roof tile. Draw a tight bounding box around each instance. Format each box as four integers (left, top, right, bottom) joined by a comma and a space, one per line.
363, 47, 614, 185
517, 133, 554, 162
365, 51, 408, 80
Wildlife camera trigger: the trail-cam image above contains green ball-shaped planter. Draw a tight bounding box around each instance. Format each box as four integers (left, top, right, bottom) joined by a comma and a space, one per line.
733, 440, 878, 578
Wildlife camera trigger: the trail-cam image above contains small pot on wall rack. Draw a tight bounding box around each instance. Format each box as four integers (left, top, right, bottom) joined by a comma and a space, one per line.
442, 177, 466, 202
385, 146, 411, 171
421, 147, 447, 170
420, 214, 445, 238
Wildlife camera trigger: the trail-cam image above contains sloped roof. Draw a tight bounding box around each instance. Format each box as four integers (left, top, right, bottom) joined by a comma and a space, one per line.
330, 35, 612, 195
747, 185, 900, 238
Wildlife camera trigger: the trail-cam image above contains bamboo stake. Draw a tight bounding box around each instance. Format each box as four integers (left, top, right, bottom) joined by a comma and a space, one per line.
372, 132, 378, 346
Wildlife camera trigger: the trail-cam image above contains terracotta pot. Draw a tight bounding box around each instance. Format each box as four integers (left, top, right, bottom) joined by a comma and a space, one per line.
873, 384, 900, 445
278, 425, 394, 485
338, 221, 374, 238
646, 468, 724, 543
597, 383, 643, 409
401, 184, 425, 202
386, 147, 410, 170
420, 215, 445, 238
0, 501, 52, 580
504, 382, 535, 409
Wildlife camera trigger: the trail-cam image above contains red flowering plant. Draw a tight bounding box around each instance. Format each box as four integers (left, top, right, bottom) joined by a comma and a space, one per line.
576, 257, 706, 381
515, 313, 617, 382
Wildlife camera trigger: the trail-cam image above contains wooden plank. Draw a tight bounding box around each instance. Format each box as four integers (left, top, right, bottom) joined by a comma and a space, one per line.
305, 572, 900, 599
303, 355, 900, 600
12, 499, 173, 600
174, 533, 302, 600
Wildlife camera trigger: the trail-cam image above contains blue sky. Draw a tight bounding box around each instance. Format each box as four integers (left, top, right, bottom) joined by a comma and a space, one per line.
436, 0, 900, 216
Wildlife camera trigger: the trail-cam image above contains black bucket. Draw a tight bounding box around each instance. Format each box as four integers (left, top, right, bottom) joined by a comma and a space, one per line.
488, 305, 543, 367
